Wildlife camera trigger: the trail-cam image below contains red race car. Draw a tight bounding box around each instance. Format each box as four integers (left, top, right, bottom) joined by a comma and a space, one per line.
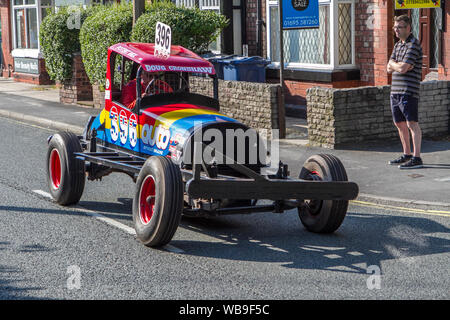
46, 43, 358, 247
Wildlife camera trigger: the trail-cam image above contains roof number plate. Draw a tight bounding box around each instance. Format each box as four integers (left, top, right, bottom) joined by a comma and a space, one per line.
154, 22, 171, 60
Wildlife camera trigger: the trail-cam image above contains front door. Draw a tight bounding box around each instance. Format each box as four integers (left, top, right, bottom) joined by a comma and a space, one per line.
418, 8, 431, 79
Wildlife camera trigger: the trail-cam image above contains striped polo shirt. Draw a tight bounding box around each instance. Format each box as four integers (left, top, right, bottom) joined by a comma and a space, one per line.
390, 34, 423, 98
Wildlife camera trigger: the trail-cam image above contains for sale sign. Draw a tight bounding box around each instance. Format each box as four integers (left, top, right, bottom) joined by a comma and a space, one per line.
282, 0, 320, 29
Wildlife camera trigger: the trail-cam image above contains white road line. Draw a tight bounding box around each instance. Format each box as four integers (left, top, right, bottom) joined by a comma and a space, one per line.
32, 189, 185, 253
162, 244, 185, 254
32, 189, 53, 199
78, 208, 136, 236
33, 189, 136, 235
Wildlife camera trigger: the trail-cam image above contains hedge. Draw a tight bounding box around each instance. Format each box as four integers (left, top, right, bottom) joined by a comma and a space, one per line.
79, 3, 133, 87
39, 6, 92, 81
131, 3, 228, 54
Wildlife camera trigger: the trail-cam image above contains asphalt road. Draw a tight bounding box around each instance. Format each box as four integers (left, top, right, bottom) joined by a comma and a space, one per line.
0, 116, 449, 301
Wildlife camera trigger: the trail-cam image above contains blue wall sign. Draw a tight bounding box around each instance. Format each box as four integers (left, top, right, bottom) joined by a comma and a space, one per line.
282, 0, 320, 29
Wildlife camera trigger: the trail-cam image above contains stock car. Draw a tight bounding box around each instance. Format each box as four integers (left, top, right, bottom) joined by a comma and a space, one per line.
46, 43, 359, 248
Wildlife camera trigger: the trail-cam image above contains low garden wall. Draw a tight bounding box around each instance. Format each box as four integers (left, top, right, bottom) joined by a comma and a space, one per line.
306, 80, 450, 148
189, 76, 282, 137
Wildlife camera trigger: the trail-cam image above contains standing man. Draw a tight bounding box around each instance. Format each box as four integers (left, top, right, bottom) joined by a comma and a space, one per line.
387, 15, 423, 169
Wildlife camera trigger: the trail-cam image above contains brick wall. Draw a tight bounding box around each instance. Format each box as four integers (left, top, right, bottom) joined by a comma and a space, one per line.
12, 59, 53, 85
438, 3, 450, 80
279, 79, 362, 105
60, 53, 93, 104
92, 84, 105, 109
354, 0, 393, 86
246, 0, 258, 56
246, 0, 268, 57
307, 81, 450, 148
189, 76, 281, 135
1, 0, 13, 77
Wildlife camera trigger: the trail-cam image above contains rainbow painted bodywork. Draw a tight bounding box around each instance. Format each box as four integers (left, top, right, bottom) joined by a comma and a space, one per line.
91, 102, 239, 158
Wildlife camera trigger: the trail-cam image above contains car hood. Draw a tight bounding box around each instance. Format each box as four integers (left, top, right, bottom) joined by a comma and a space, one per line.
141, 103, 238, 133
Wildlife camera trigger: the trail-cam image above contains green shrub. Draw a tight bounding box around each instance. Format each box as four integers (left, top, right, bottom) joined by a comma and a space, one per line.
79, 3, 133, 87
131, 2, 228, 54
39, 6, 91, 81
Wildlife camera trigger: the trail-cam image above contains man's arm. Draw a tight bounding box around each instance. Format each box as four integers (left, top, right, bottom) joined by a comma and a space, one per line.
387, 60, 414, 74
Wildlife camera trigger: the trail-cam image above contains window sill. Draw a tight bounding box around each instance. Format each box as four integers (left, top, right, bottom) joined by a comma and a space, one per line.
266, 67, 360, 83
12, 49, 42, 59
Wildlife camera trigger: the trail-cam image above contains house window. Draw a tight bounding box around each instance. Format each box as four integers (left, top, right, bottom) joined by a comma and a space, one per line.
12, 0, 39, 49
266, 0, 355, 70
41, 0, 53, 21
12, 0, 57, 51
175, 0, 222, 53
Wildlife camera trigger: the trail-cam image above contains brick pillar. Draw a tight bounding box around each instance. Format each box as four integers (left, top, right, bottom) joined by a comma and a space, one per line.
0, 0, 14, 78
438, 3, 450, 80
246, 0, 258, 56
355, 0, 393, 86
60, 53, 93, 104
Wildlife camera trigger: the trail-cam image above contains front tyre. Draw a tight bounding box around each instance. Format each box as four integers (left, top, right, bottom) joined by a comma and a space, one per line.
298, 154, 349, 233
46, 132, 85, 205
133, 156, 183, 247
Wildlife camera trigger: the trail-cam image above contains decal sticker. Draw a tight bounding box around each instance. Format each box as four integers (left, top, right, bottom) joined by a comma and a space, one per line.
141, 123, 171, 150
110, 106, 119, 142
129, 113, 138, 148
119, 109, 128, 145
144, 65, 167, 72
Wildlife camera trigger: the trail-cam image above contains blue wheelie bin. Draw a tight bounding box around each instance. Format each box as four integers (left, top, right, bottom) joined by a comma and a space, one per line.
202, 53, 238, 80
220, 56, 270, 83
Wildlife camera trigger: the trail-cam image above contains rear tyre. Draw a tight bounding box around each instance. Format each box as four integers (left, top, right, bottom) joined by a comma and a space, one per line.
46, 132, 85, 205
133, 156, 183, 247
298, 154, 349, 233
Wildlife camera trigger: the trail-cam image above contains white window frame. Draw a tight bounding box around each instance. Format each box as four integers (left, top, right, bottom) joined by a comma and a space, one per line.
176, 0, 222, 54
11, 0, 38, 53
199, 0, 220, 10
266, 0, 356, 71
199, 0, 221, 54
11, 0, 55, 58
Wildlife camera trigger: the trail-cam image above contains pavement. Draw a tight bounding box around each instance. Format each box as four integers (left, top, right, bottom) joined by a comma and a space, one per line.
1, 77, 450, 210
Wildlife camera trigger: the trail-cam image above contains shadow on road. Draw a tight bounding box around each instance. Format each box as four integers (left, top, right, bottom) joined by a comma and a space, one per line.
172, 208, 450, 274
335, 138, 450, 154
2, 199, 448, 277
0, 242, 47, 300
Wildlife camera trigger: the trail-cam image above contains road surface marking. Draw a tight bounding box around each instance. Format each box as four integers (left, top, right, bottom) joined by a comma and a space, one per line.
351, 200, 450, 218
162, 244, 185, 254
434, 176, 450, 182
32, 189, 185, 253
32, 189, 53, 199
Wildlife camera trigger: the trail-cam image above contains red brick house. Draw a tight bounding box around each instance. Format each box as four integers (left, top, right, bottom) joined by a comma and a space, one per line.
2, 0, 449, 103
179, 0, 449, 106
0, 0, 116, 85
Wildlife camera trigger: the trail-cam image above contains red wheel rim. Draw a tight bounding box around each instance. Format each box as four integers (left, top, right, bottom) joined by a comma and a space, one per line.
310, 170, 321, 179
139, 175, 156, 225
49, 149, 62, 190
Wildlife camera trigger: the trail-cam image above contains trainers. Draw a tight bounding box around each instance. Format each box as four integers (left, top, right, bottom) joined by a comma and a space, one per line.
389, 154, 412, 165
399, 157, 423, 169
